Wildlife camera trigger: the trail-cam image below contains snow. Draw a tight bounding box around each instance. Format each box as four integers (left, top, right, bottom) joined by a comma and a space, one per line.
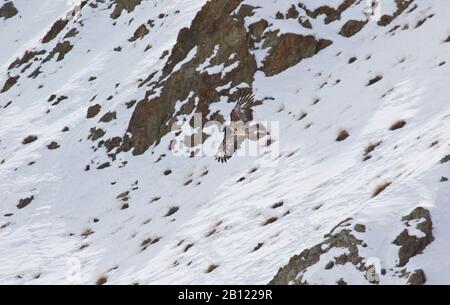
1, 0, 450, 285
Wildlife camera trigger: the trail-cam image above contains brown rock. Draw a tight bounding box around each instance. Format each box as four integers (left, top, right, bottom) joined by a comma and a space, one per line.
105, 137, 122, 152
22, 135, 38, 144
86, 104, 101, 118
354, 224, 366, 233
339, 20, 366, 37
378, 0, 414, 26
286, 5, 299, 19
43, 41, 73, 62
393, 207, 434, 267
8, 50, 46, 70
99, 111, 117, 123
248, 19, 269, 43
269, 229, 364, 285
1, 76, 19, 93
111, 0, 142, 19
407, 269, 426, 285
0, 1, 18, 19
262, 33, 332, 76
129, 24, 149, 41
42, 19, 69, 43
88, 127, 105, 141
47, 141, 60, 150
17, 196, 34, 209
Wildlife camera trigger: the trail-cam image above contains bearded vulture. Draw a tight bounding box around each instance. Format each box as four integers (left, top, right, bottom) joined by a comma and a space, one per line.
215, 91, 257, 163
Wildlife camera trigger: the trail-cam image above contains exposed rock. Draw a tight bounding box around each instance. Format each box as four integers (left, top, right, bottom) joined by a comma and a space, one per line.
105, 137, 122, 152
96, 275, 107, 285
389, 120, 406, 131
125, 0, 257, 155
99, 111, 117, 123
367, 75, 383, 86
378, 0, 414, 26
336, 129, 349, 142
298, 1, 356, 24
354, 224, 366, 233
129, 24, 149, 41
269, 228, 364, 285
275, 11, 284, 20
286, 5, 299, 19
88, 127, 105, 141
47, 141, 60, 150
339, 20, 366, 37
17, 196, 34, 209
165, 206, 179, 217
8, 50, 46, 71
111, 0, 142, 19
262, 33, 332, 76
0, 1, 18, 20
407, 269, 426, 285
440, 155, 450, 164
28, 67, 42, 79
298, 17, 312, 29
44, 41, 74, 62
248, 19, 269, 43
1, 76, 19, 93
22, 135, 38, 144
42, 19, 69, 44
86, 104, 101, 118
393, 207, 434, 267
64, 28, 79, 40
97, 162, 111, 170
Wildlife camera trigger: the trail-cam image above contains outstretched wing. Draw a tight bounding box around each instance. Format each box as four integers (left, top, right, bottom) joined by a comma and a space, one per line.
215, 126, 247, 163
215, 91, 255, 163
231, 91, 254, 123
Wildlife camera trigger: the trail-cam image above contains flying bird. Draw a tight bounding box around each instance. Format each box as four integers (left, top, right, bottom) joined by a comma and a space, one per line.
215, 91, 259, 163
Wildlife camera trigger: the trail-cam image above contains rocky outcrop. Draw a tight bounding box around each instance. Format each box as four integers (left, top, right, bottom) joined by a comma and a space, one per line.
44, 41, 74, 62
129, 24, 149, 42
111, 0, 142, 19
17, 196, 34, 209
378, 0, 414, 26
262, 33, 332, 76
269, 226, 366, 285
87, 104, 101, 118
393, 207, 434, 267
8, 50, 47, 71
270, 207, 434, 284
298, 0, 356, 24
42, 19, 69, 44
339, 20, 366, 37
407, 269, 426, 285
0, 1, 18, 20
1, 76, 19, 93
125, 0, 257, 155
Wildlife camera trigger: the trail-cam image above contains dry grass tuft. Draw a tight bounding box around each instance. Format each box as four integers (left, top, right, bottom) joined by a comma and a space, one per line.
389, 120, 406, 131
372, 181, 392, 198
336, 129, 349, 142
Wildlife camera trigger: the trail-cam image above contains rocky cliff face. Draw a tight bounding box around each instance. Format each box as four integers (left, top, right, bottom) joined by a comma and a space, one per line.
124, 0, 333, 156
1, 0, 450, 285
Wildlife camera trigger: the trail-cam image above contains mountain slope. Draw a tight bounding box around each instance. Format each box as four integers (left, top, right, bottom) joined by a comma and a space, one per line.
1, 0, 450, 284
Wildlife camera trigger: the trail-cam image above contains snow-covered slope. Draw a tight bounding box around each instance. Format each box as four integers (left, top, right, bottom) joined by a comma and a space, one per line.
1, 0, 450, 285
